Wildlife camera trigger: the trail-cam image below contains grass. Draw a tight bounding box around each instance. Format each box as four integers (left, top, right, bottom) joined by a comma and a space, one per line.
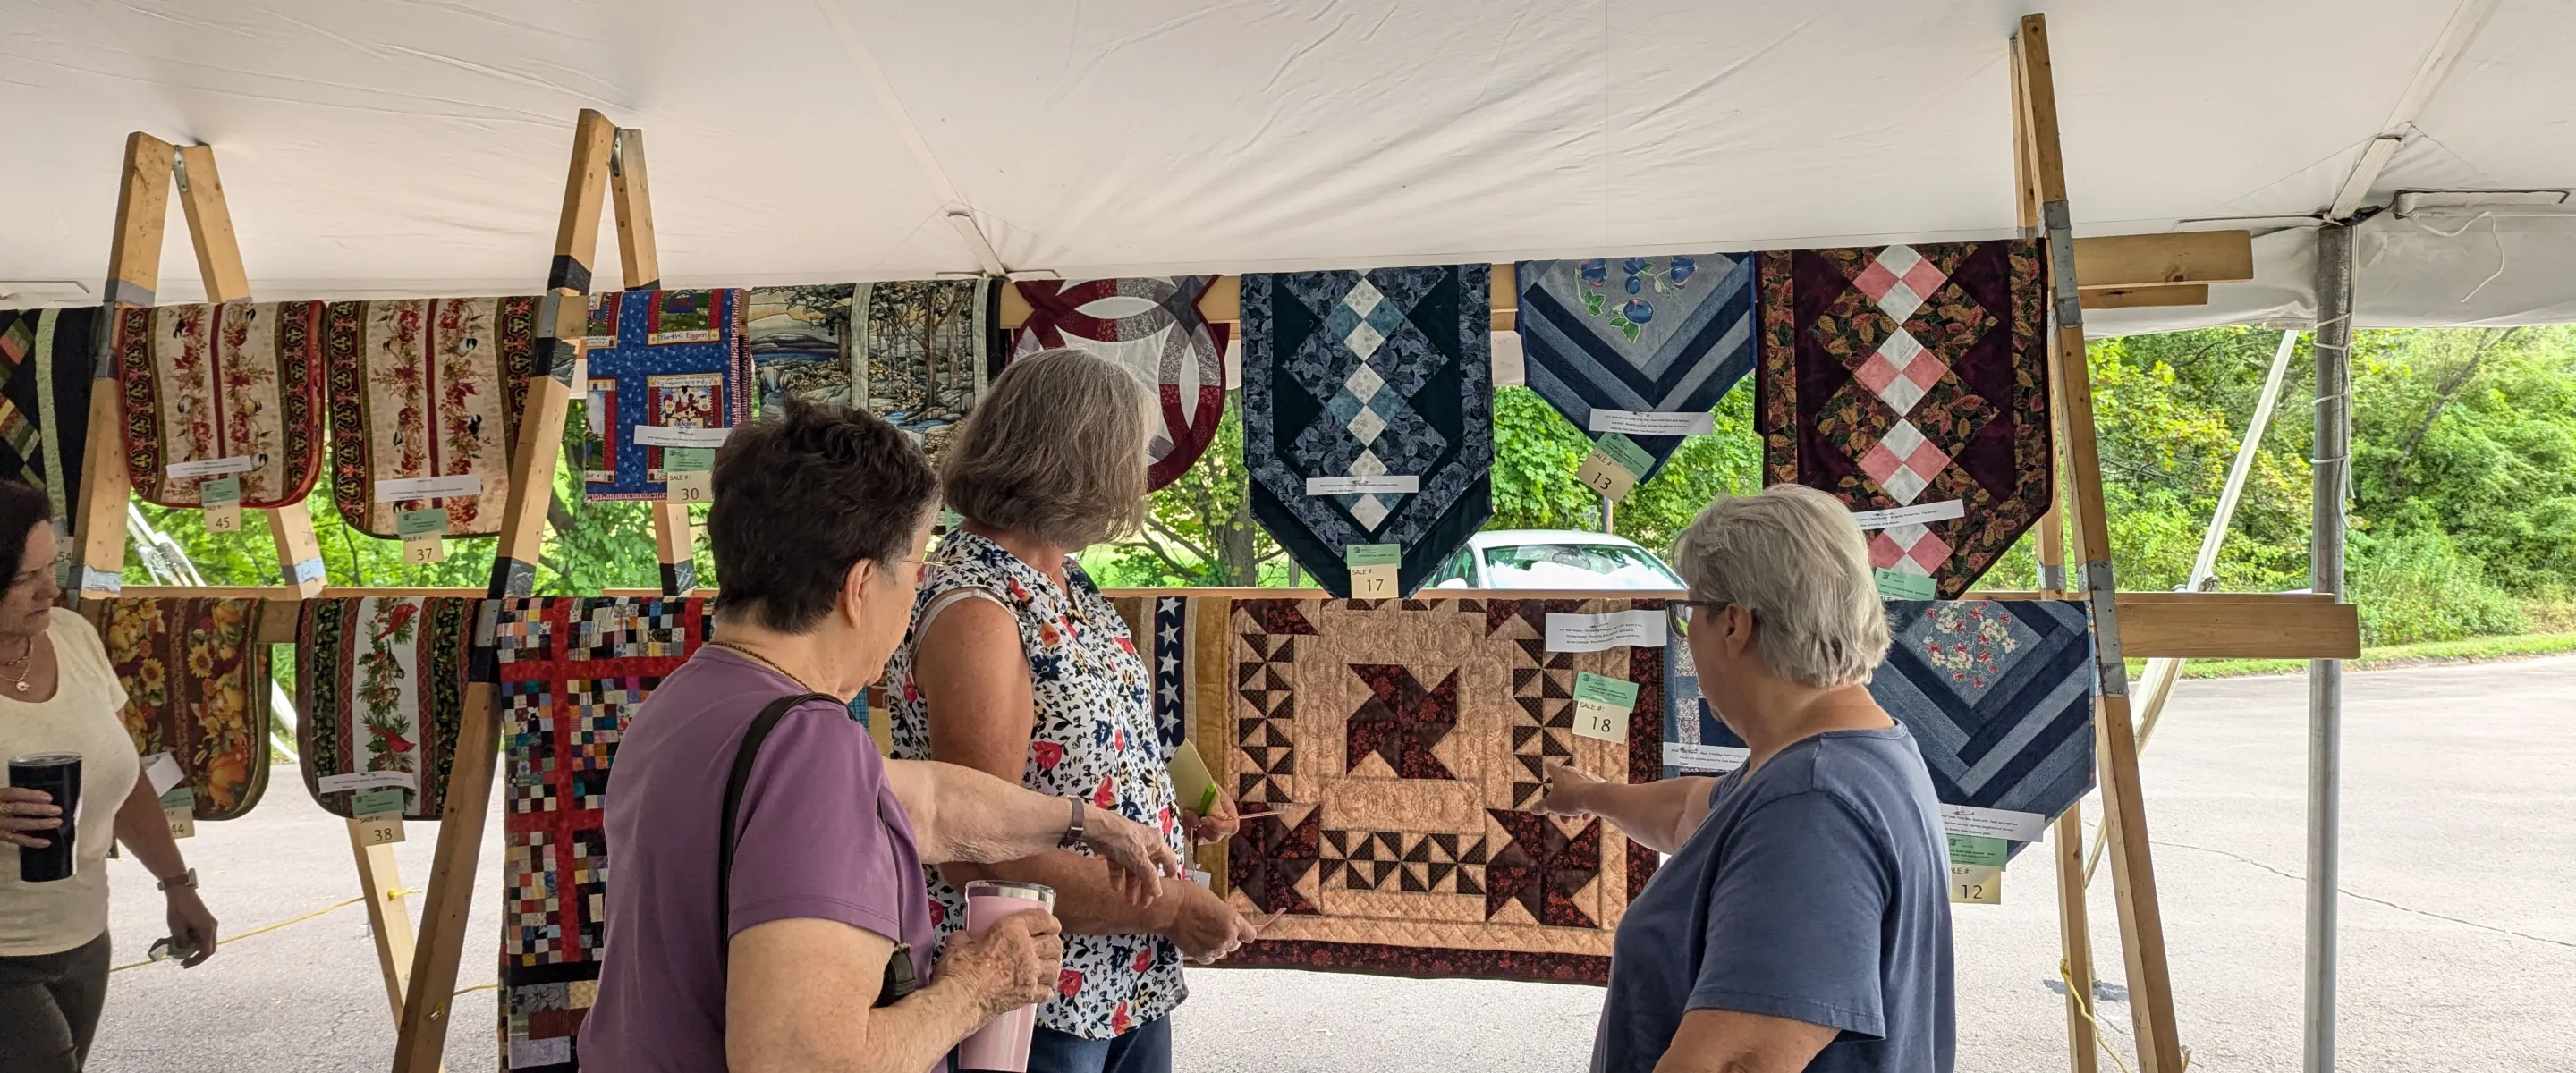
2123, 631, 2576, 680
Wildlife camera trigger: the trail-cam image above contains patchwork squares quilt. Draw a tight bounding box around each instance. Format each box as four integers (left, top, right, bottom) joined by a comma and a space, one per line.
577, 290, 750, 501
0, 307, 99, 533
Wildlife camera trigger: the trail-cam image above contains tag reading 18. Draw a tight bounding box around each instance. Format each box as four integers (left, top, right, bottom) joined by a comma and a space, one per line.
200, 477, 242, 534
397, 509, 448, 565
1344, 543, 1401, 598
159, 785, 196, 841
1574, 432, 1656, 503
1947, 834, 2007, 905
352, 788, 407, 847
665, 447, 715, 503
1570, 671, 1640, 743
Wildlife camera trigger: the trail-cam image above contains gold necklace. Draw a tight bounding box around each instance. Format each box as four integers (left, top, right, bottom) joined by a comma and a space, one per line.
0, 634, 33, 693
709, 641, 822, 694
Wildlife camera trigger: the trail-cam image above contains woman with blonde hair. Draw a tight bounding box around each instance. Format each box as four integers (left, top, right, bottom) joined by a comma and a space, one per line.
1540, 484, 1953, 1073
886, 349, 1258, 1073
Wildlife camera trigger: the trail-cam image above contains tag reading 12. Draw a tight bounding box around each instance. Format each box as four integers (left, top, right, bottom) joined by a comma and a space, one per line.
397, 509, 448, 565
1574, 432, 1656, 503
1873, 568, 1938, 600
1345, 543, 1401, 598
352, 788, 407, 847
159, 785, 196, 841
665, 448, 715, 503
1947, 834, 2007, 905
200, 477, 242, 534
1570, 671, 1640, 743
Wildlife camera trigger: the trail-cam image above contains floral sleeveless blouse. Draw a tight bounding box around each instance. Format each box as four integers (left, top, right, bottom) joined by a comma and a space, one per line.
883, 530, 1188, 1039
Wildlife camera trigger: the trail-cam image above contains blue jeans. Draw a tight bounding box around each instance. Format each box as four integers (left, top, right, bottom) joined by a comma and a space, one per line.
1018, 1016, 1172, 1073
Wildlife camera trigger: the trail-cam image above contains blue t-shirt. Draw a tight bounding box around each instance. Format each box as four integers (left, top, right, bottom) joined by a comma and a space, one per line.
1592, 726, 1954, 1073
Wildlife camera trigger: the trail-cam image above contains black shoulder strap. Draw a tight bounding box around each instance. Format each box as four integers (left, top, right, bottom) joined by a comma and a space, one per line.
717, 691, 844, 965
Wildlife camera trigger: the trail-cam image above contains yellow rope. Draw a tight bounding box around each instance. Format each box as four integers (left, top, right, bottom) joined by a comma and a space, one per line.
110, 895, 368, 973
2057, 960, 2194, 1073
454, 983, 498, 997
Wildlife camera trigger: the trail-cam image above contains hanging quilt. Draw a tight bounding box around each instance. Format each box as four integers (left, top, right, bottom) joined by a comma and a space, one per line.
1873, 599, 2094, 858
1009, 277, 1231, 490
322, 298, 539, 537
578, 290, 750, 502
294, 597, 479, 820
95, 597, 270, 820
1516, 254, 1756, 478
1756, 241, 2051, 597
1221, 596, 1662, 983
853, 279, 992, 461
1110, 593, 1237, 876
0, 306, 100, 532
114, 301, 326, 509
1242, 266, 1492, 598
496, 596, 712, 1073
746, 284, 855, 412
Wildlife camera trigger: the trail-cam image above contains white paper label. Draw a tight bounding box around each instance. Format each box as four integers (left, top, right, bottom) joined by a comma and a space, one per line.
291, 557, 327, 585
1187, 869, 1212, 888
632, 425, 733, 448
1663, 743, 1750, 773
375, 475, 485, 501
1940, 804, 2048, 842
141, 752, 187, 797
78, 567, 120, 594
315, 771, 419, 795
1851, 500, 1967, 530
1305, 475, 1419, 496
1589, 410, 1715, 437
1544, 610, 1668, 653
165, 456, 257, 479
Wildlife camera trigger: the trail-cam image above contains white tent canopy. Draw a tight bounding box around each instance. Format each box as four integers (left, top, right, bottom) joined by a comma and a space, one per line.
3, 0, 2571, 329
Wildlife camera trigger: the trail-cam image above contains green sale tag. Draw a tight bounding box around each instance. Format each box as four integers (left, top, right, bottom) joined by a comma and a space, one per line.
1344, 544, 1402, 567
1595, 432, 1655, 478
1572, 672, 1641, 710
199, 477, 241, 504
665, 447, 714, 472
1947, 834, 2010, 868
157, 785, 197, 810
351, 788, 408, 817
396, 509, 449, 536
1873, 568, 1938, 600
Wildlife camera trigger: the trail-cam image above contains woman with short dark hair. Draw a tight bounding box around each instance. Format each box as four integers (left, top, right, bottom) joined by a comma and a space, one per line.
0, 479, 219, 1072
579, 401, 1182, 1073
887, 350, 1258, 1073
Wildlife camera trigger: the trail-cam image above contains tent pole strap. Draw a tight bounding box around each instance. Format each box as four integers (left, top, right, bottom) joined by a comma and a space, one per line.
2304, 221, 2353, 1073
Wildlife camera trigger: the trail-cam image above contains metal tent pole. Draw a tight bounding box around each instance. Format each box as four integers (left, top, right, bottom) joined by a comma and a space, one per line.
2306, 221, 2354, 1073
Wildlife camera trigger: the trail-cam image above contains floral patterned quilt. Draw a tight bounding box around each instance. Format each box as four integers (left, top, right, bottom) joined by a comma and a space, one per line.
97, 597, 271, 820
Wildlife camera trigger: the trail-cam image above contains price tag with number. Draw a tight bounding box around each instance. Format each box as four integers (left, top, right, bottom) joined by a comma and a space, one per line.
200, 477, 242, 533
1570, 671, 1640, 743
397, 509, 448, 564
1873, 567, 1938, 600
665, 448, 715, 503
159, 785, 197, 841
1948, 834, 2007, 904
1344, 543, 1401, 598
352, 788, 407, 847
1574, 432, 1656, 503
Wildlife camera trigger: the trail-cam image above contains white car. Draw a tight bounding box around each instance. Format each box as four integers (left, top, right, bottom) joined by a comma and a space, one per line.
1428, 530, 1684, 590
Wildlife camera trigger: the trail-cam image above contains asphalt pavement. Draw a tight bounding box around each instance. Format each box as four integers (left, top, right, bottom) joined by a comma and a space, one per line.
80, 655, 2575, 1071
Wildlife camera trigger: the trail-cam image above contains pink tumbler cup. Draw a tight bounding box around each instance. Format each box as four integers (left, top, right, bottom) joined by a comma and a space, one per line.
956, 880, 1057, 1072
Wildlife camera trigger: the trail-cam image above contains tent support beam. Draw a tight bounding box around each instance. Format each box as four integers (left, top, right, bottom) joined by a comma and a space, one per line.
2306, 222, 2354, 1073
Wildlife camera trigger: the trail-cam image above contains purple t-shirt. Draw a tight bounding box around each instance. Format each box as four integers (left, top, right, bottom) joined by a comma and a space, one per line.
578, 646, 938, 1071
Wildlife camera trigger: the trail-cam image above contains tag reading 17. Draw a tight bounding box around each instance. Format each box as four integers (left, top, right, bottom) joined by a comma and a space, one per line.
1570, 671, 1640, 743
1574, 432, 1656, 503
200, 477, 242, 534
397, 509, 448, 565
665, 448, 715, 504
159, 785, 196, 841
1344, 543, 1401, 598
352, 788, 407, 847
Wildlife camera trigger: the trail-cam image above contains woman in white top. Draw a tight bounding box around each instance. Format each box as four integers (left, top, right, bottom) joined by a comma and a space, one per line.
0, 479, 219, 1071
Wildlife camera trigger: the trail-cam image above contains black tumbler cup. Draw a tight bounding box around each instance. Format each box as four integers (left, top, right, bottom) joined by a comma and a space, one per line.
8, 751, 80, 883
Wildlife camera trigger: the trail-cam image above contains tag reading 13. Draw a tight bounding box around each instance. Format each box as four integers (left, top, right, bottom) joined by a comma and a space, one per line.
1344, 543, 1401, 597
397, 509, 448, 565
1574, 432, 1655, 503
665, 448, 715, 503
159, 785, 196, 841
200, 477, 242, 534
352, 788, 408, 847
1570, 671, 1640, 743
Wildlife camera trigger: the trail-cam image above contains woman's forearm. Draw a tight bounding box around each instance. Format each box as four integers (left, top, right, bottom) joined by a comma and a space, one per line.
111, 774, 189, 881
936, 853, 1182, 935
886, 758, 1082, 865
1564, 776, 1715, 854
852, 977, 993, 1073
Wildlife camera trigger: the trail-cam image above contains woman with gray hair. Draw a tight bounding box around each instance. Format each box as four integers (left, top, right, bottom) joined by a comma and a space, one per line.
1538, 484, 1954, 1073
886, 349, 1259, 1073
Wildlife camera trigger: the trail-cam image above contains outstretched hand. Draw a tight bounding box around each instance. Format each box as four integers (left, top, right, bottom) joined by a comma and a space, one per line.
1533, 760, 1604, 817
1080, 807, 1184, 906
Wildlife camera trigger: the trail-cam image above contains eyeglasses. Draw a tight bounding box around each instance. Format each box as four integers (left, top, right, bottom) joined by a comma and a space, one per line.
1665, 599, 1735, 638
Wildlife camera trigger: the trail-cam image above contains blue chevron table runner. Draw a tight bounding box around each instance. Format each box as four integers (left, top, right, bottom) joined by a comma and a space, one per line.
1516, 254, 1757, 479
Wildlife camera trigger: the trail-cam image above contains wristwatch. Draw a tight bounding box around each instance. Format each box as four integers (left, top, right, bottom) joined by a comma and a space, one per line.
1057, 797, 1087, 849
156, 867, 198, 891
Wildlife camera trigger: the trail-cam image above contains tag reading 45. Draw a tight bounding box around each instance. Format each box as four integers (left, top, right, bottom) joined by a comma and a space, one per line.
1570, 671, 1639, 743
200, 477, 242, 534
1344, 544, 1401, 597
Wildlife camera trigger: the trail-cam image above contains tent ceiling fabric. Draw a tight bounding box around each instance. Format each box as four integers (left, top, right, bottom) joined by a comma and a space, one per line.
1, 1, 2569, 329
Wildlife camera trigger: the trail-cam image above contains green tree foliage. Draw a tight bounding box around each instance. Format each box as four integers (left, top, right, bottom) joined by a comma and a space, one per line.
1487, 384, 1763, 555
1089, 393, 1289, 587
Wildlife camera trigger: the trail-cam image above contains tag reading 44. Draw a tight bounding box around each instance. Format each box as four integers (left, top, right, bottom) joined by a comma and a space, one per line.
159, 786, 196, 841
1344, 543, 1401, 597
1574, 432, 1655, 503
397, 509, 448, 565
665, 448, 715, 503
1570, 671, 1640, 743
200, 477, 242, 534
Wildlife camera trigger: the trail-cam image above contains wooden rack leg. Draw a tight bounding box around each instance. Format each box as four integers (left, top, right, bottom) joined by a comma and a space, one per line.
72, 134, 176, 603
2017, 15, 2184, 1073
352, 824, 425, 1018
392, 108, 615, 1073
603, 126, 695, 596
